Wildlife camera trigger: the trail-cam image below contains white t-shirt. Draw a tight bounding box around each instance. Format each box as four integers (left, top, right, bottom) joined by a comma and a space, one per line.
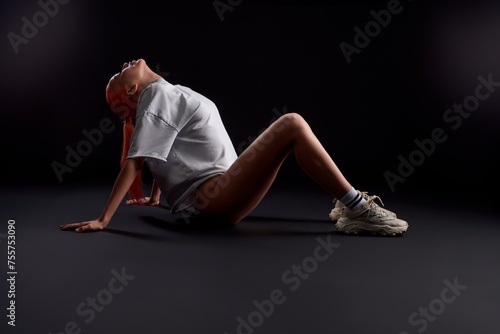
127, 78, 237, 213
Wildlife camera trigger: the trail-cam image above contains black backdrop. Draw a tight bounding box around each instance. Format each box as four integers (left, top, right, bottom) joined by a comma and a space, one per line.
1, 0, 499, 211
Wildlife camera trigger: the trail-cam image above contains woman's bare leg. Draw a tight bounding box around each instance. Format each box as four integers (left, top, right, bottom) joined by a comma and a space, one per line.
193, 113, 352, 224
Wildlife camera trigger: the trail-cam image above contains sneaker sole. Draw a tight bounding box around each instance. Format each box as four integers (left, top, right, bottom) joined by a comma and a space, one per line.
335, 220, 408, 236
329, 211, 397, 222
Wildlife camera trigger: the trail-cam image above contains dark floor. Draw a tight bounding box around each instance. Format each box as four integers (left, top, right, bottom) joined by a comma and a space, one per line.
1, 183, 499, 334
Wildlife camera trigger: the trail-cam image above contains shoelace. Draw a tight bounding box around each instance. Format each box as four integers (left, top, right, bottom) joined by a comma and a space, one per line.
365, 195, 388, 217
333, 192, 388, 216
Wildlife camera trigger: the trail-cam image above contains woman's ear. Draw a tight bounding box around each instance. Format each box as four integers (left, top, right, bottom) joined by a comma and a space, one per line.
126, 83, 139, 96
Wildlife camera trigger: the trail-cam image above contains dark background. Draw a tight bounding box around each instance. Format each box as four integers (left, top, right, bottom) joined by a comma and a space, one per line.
1, 0, 499, 210
1, 2, 500, 334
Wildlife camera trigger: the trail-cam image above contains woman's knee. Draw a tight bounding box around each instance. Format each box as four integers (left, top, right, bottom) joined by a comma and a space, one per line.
274, 112, 310, 134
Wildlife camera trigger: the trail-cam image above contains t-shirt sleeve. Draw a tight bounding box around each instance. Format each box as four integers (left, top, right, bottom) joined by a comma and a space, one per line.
127, 111, 177, 162
127, 79, 201, 162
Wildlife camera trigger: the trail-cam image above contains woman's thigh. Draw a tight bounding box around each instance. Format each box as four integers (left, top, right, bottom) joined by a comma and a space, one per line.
193, 113, 306, 223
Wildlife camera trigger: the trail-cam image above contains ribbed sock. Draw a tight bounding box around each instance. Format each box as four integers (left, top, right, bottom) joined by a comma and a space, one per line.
339, 187, 367, 211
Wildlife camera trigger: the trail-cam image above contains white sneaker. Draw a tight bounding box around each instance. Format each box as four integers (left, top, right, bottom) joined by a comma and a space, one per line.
328, 199, 346, 221
334, 194, 408, 236
329, 191, 397, 221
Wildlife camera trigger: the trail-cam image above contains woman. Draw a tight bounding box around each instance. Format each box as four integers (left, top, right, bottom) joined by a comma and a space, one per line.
60, 59, 408, 236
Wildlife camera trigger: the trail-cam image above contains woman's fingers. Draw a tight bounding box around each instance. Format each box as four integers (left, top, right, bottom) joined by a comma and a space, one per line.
75, 222, 103, 233
126, 197, 150, 205
60, 221, 104, 233
60, 222, 86, 231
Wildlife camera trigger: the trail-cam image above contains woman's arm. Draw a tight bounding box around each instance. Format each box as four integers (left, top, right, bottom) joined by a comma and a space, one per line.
149, 179, 161, 204
60, 157, 144, 232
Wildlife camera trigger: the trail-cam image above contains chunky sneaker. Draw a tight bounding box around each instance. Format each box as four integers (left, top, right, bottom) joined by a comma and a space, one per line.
328, 191, 397, 221
334, 194, 408, 236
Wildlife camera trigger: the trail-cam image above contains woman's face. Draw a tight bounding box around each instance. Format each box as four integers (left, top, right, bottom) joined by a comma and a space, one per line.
110, 59, 145, 88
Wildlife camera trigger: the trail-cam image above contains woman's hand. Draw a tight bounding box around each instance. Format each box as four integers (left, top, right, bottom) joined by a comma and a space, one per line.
59, 158, 144, 234
126, 197, 160, 206
60, 219, 106, 233
127, 180, 161, 206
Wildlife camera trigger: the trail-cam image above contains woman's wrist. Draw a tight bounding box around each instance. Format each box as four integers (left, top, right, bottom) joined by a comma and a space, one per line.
150, 190, 161, 202
97, 215, 110, 227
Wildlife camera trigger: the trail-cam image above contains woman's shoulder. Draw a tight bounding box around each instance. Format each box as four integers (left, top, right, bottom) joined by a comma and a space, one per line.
139, 78, 176, 102
138, 79, 202, 118
145, 77, 173, 93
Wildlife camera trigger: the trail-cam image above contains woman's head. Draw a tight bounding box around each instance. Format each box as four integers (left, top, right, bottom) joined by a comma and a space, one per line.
105, 59, 148, 120
105, 58, 152, 201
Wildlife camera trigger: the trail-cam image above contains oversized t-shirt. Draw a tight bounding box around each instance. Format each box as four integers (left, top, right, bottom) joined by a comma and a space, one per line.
127, 78, 238, 213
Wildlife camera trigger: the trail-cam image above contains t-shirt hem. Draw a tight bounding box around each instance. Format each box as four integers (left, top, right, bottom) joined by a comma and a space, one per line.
169, 172, 224, 214
127, 153, 167, 163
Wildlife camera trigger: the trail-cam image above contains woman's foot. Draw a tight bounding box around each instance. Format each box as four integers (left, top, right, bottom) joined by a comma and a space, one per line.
329, 191, 397, 221
331, 193, 408, 236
